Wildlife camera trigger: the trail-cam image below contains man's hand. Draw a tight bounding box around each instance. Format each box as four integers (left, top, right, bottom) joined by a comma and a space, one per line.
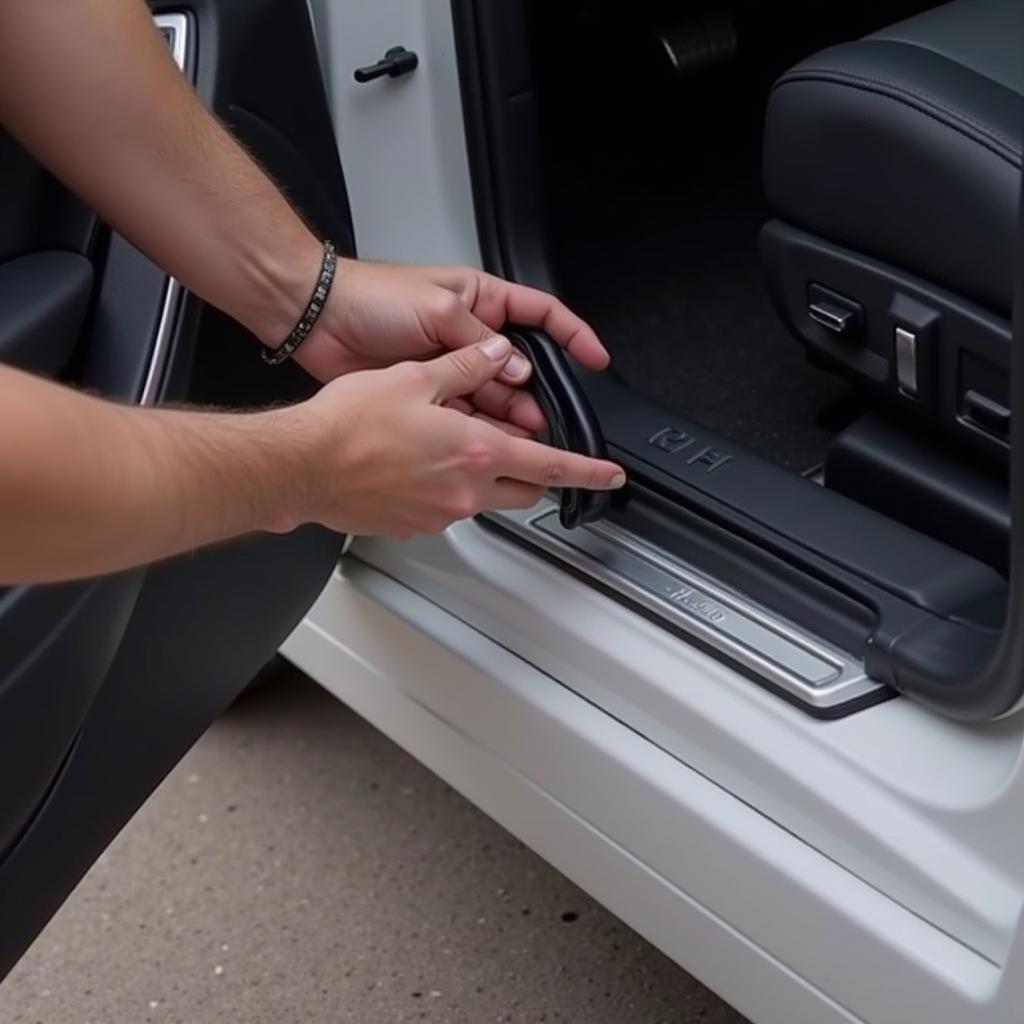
285, 337, 624, 539
274, 260, 610, 439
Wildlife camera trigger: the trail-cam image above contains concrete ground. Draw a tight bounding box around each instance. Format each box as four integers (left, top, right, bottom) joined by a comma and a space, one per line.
0, 671, 750, 1024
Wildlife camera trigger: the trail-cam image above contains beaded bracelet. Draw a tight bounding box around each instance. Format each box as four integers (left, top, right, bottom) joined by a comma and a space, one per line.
261, 240, 337, 366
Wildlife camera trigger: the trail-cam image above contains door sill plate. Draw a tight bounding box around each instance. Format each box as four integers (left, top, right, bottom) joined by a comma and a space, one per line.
483, 503, 887, 714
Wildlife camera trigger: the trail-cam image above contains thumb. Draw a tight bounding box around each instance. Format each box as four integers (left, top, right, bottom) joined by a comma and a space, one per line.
424, 336, 514, 402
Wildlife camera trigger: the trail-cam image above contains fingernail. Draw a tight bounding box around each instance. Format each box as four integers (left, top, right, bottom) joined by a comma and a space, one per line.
481, 336, 511, 360
609, 472, 627, 489
504, 352, 530, 380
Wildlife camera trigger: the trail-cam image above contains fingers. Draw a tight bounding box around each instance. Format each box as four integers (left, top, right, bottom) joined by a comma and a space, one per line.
472, 415, 534, 439
443, 398, 534, 438
444, 379, 546, 435
485, 479, 547, 511
422, 337, 517, 403
498, 435, 626, 490
427, 290, 532, 386
468, 274, 611, 372
470, 380, 547, 433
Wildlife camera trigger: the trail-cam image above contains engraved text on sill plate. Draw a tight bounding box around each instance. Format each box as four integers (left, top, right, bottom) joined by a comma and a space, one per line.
666, 584, 727, 624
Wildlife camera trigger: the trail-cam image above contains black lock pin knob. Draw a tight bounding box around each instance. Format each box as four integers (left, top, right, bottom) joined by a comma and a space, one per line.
354, 46, 419, 83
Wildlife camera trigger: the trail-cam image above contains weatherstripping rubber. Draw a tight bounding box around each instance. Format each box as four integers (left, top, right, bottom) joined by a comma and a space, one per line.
508, 327, 610, 529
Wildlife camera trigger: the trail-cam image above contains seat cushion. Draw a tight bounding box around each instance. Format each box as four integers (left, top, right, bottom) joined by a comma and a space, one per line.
763, 0, 1022, 315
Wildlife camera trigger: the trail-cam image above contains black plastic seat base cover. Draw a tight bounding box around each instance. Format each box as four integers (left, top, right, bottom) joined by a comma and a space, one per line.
508, 327, 610, 529
825, 415, 1010, 576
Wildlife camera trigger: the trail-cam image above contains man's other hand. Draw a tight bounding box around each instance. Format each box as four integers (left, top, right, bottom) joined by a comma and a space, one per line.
280, 336, 625, 540
260, 259, 611, 439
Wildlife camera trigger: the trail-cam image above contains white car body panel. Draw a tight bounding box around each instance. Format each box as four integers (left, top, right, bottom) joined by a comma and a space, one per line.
292, 3, 1024, 1021
308, 0, 481, 266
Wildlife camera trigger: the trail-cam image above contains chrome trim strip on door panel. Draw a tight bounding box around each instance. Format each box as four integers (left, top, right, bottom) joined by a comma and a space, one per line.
485, 502, 885, 711
139, 14, 191, 407
139, 277, 184, 406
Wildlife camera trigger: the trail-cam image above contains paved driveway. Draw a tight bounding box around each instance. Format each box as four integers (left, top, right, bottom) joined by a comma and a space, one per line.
0, 671, 749, 1023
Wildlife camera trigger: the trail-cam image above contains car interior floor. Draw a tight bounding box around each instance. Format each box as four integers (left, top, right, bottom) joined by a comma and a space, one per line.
531, 1, 935, 472
545, 143, 852, 472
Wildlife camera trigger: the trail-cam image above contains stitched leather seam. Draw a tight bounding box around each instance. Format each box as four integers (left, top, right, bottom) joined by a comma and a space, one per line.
775, 69, 1022, 167
777, 66, 1020, 152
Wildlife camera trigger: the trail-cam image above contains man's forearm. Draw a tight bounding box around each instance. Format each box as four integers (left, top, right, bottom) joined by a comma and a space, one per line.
0, 0, 318, 347
0, 366, 312, 585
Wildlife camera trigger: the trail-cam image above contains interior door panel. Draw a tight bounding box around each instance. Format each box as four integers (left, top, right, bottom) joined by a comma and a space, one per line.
0, 253, 93, 373
0, 133, 97, 264
0, 0, 353, 978
0, 577, 143, 859
0, 526, 339, 978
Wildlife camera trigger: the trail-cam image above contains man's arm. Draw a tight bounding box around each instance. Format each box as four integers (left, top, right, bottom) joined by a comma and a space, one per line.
0, 0, 614, 413
0, 0, 318, 348
0, 341, 625, 585
0, 363, 307, 584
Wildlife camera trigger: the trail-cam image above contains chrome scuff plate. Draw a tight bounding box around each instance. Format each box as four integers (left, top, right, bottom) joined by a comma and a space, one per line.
485, 504, 885, 712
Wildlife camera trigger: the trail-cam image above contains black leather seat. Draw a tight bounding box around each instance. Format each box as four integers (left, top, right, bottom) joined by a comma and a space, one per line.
760, 0, 1022, 457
